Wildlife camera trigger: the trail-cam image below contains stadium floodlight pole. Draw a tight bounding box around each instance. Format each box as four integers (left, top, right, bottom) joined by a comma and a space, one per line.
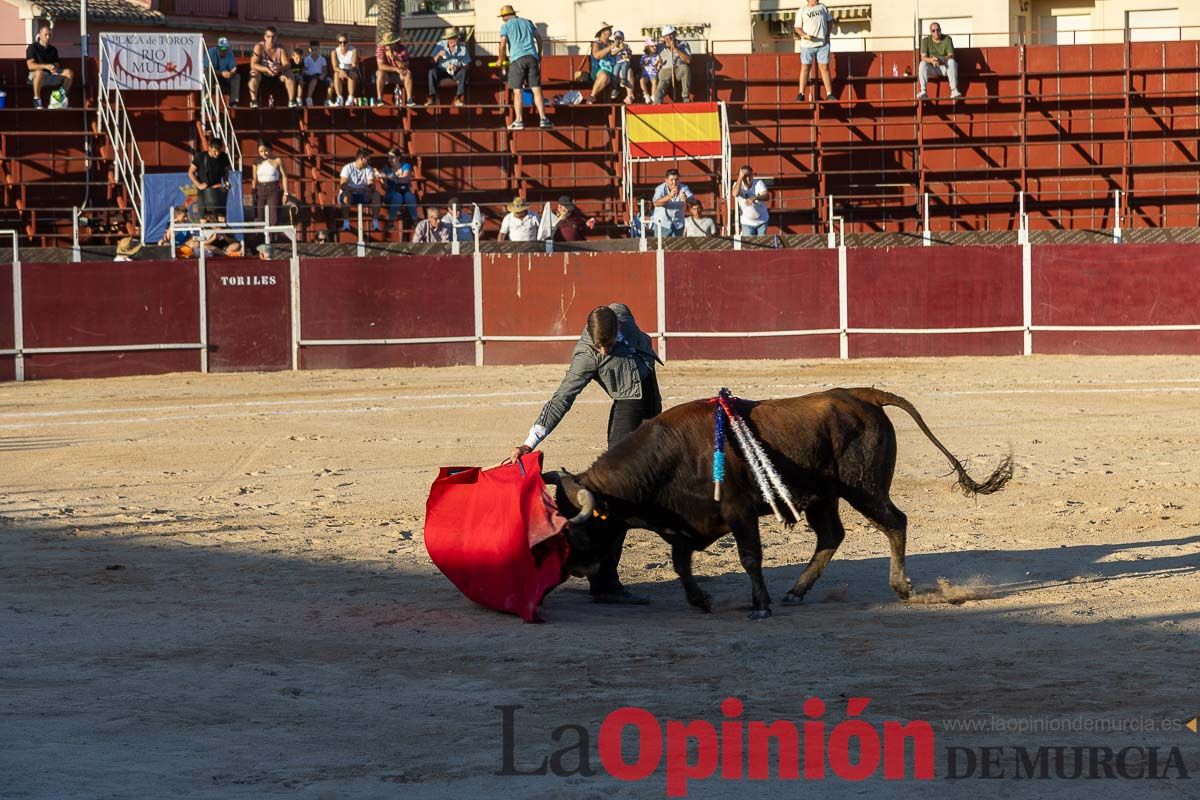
922, 192, 931, 246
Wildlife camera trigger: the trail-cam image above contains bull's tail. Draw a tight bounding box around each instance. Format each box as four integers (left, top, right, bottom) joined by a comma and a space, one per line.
849, 387, 1013, 497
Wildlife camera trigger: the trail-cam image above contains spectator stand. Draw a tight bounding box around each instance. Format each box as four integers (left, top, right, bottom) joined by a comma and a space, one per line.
96, 32, 241, 242
621, 101, 731, 233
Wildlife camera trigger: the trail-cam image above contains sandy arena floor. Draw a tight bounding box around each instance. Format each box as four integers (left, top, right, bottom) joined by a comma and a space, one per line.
1, 356, 1198, 799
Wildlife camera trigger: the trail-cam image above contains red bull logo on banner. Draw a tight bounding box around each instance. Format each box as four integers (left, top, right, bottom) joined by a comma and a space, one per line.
100, 33, 205, 91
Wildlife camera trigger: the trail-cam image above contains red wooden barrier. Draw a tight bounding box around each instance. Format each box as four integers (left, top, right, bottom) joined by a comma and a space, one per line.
20, 261, 202, 380
847, 246, 1024, 357
481, 252, 659, 365
0, 265, 13, 382
665, 250, 840, 360
206, 260, 293, 373
298, 256, 474, 369
1033, 244, 1200, 355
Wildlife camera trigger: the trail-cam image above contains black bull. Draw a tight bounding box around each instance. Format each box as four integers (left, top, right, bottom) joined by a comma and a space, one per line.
546, 388, 1013, 620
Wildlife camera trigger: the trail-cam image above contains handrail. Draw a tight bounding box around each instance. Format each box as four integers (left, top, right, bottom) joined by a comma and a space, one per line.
202, 51, 242, 173
96, 36, 146, 239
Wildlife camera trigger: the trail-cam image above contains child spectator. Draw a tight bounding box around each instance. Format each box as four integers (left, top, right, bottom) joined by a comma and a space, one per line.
639, 39, 661, 103
301, 41, 328, 107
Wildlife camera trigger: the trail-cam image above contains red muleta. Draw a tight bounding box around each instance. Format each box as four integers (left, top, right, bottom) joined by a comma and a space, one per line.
424, 451, 570, 622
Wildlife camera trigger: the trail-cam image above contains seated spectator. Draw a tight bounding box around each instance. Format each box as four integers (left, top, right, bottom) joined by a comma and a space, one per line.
426, 28, 469, 106
553, 195, 594, 242
162, 207, 199, 255
301, 41, 328, 107
113, 236, 143, 262
639, 39, 661, 103
412, 207, 452, 243
207, 37, 241, 106
795, 0, 836, 102
338, 148, 383, 232
289, 47, 305, 94
732, 165, 769, 236
26, 23, 73, 110
917, 22, 962, 100
651, 168, 693, 237
498, 197, 540, 241
684, 200, 716, 237
330, 35, 359, 106
198, 218, 243, 257
587, 23, 619, 104
376, 33, 415, 107
446, 196, 474, 241
189, 138, 232, 220
248, 26, 299, 108
256, 243, 274, 260
653, 26, 691, 104
382, 147, 419, 228
611, 31, 635, 104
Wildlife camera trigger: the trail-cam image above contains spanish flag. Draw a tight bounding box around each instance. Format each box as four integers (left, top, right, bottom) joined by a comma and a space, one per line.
626, 103, 723, 159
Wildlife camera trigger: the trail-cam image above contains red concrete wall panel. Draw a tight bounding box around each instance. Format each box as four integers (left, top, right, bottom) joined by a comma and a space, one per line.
300, 342, 473, 369
851, 331, 1023, 358
21, 261, 201, 349
23, 350, 199, 381
206, 260, 292, 373
668, 334, 839, 361
483, 340, 580, 366
481, 252, 659, 338
847, 246, 1023, 330
1035, 330, 1200, 356
0, 264, 13, 352
0, 356, 13, 382
300, 256, 474, 340
1033, 244, 1200, 327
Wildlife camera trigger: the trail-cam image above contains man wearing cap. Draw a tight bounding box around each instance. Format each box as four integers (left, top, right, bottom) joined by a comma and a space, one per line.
189, 138, 233, 220
207, 37, 241, 106
653, 25, 692, 104
497, 5, 553, 130
376, 33, 415, 107
498, 197, 540, 241
553, 195, 594, 242
427, 28, 470, 106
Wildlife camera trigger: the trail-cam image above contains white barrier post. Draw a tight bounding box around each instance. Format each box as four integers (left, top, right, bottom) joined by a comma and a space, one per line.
639, 199, 648, 252
733, 191, 742, 250
451, 201, 460, 255
72, 207, 81, 262
1018, 191, 1029, 246
1113, 190, 1122, 244
923, 192, 931, 246
198, 239, 208, 374
827, 195, 837, 249
357, 203, 365, 257
4, 231, 22, 381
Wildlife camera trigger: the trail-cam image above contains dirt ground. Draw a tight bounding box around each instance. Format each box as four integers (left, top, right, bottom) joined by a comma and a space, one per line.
2, 356, 1198, 799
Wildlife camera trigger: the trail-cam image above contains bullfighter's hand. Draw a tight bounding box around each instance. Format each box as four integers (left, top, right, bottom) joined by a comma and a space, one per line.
500, 444, 531, 466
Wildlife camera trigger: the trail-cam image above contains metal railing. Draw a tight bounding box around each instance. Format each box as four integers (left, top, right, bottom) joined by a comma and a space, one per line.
202, 54, 243, 173
96, 37, 146, 238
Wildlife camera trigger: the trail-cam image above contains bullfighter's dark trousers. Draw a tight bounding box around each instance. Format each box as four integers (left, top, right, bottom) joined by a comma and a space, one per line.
588, 370, 663, 595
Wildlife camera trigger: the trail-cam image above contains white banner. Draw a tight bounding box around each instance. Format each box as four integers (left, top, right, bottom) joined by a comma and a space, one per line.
100, 32, 205, 91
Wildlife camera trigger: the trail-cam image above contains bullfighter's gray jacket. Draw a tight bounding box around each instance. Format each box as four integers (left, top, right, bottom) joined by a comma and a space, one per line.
522, 303, 662, 449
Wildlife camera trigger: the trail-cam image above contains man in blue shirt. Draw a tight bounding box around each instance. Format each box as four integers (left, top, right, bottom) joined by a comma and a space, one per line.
426, 27, 470, 106
651, 169, 694, 237
497, 4, 552, 130
206, 37, 241, 106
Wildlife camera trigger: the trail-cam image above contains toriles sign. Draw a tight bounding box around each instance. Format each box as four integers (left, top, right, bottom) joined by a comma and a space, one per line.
100, 32, 205, 91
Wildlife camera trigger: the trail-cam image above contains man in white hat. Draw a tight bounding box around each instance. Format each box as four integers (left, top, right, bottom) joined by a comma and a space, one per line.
498, 196, 540, 241
653, 25, 692, 103
206, 36, 241, 106
113, 237, 143, 262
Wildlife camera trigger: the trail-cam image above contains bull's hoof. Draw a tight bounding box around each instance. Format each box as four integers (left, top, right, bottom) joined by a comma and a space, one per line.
782, 591, 806, 605
747, 608, 773, 621
891, 577, 913, 601
591, 588, 651, 606
688, 593, 713, 613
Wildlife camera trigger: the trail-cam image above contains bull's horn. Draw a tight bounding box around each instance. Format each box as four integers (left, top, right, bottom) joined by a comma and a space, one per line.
569, 488, 596, 525
541, 470, 565, 485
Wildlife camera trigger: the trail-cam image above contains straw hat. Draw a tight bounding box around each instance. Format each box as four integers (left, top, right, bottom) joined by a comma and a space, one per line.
381, 32, 403, 46
443, 26, 461, 40
506, 196, 530, 213
116, 236, 143, 257
595, 22, 613, 38
498, 5, 517, 17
